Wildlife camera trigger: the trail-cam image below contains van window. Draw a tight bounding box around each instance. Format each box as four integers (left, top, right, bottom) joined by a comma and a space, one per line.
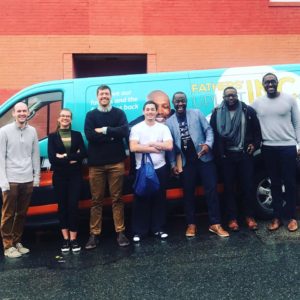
27, 92, 63, 139
0, 92, 63, 140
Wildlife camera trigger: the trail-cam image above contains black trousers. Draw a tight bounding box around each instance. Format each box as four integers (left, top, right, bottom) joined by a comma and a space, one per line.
52, 171, 82, 232
221, 151, 255, 221
181, 159, 221, 225
132, 165, 167, 236
262, 145, 297, 220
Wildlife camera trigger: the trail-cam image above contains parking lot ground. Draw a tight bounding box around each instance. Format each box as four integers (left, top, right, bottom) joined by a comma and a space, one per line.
1, 214, 300, 300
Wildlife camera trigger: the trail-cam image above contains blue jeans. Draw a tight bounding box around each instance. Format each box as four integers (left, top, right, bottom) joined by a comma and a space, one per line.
181, 159, 221, 225
262, 145, 297, 220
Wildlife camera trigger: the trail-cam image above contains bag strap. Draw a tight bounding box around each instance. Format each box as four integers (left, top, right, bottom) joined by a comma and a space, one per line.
145, 153, 155, 166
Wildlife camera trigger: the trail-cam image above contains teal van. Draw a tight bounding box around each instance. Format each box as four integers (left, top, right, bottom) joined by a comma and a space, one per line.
1, 63, 300, 224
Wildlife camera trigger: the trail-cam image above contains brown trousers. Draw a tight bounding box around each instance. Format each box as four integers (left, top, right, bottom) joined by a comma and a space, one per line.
89, 162, 125, 235
1, 182, 33, 249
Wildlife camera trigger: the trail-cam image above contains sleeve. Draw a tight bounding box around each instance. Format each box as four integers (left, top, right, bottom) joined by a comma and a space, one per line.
0, 129, 10, 191
106, 110, 129, 139
68, 132, 87, 162
249, 107, 262, 150
129, 124, 140, 141
165, 122, 177, 168
291, 98, 300, 146
162, 125, 173, 142
32, 128, 40, 186
209, 108, 220, 156
198, 110, 214, 148
47, 134, 69, 167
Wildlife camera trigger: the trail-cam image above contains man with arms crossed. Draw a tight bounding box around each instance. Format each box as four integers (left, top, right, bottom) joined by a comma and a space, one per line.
84, 84, 130, 249
253, 73, 300, 232
130, 100, 173, 242
0, 102, 40, 258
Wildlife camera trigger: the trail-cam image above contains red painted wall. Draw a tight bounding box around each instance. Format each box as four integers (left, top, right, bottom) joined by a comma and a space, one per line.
1, 0, 300, 35
1, 0, 300, 104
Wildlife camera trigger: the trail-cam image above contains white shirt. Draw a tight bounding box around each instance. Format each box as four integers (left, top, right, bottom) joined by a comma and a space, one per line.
130, 121, 173, 169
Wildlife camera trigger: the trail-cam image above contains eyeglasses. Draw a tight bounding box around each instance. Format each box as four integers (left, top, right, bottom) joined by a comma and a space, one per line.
60, 114, 71, 118
224, 94, 238, 98
173, 99, 187, 104
263, 80, 277, 85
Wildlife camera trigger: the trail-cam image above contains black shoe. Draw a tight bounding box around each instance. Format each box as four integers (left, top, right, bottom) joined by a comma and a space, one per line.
61, 239, 70, 253
154, 231, 168, 240
70, 239, 81, 253
117, 231, 130, 247
85, 234, 99, 250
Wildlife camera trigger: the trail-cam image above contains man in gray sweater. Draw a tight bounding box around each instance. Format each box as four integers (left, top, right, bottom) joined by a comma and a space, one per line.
253, 73, 300, 232
0, 102, 40, 258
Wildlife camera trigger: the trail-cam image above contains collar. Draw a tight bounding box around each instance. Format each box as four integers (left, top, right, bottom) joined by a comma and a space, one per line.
14, 121, 28, 130
97, 105, 112, 112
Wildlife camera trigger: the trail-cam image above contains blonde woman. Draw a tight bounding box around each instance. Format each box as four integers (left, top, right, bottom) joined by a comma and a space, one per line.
48, 109, 86, 253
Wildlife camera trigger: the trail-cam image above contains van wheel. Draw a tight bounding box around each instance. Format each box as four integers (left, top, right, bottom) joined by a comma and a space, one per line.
254, 172, 274, 219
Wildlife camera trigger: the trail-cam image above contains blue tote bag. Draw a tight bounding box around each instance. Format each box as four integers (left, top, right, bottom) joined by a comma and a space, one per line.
133, 153, 160, 196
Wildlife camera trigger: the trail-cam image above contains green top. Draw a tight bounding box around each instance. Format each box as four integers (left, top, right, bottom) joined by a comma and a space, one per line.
59, 129, 71, 155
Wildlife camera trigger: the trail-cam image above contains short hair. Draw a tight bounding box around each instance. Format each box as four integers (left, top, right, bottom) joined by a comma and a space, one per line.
143, 100, 158, 111
262, 73, 278, 83
223, 86, 237, 96
96, 84, 111, 95
147, 90, 169, 101
172, 91, 187, 102
13, 101, 28, 112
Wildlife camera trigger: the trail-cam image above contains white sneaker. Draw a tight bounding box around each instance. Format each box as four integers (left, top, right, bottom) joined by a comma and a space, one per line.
133, 235, 140, 243
4, 247, 22, 258
154, 232, 168, 239
15, 243, 30, 254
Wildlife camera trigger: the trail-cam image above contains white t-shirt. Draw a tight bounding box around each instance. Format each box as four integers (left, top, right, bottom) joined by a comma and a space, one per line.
130, 121, 173, 169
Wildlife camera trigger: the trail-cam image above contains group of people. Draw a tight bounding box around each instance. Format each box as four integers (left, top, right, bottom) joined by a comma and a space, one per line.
0, 72, 299, 259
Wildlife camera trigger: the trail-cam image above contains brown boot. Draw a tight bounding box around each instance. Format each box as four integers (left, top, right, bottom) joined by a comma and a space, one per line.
185, 224, 197, 237
287, 219, 298, 232
209, 224, 230, 237
245, 217, 258, 231
228, 219, 239, 232
267, 218, 282, 231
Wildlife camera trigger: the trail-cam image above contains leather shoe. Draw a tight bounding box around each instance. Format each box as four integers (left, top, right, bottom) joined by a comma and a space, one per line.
117, 231, 130, 247
209, 224, 230, 237
185, 224, 197, 237
228, 219, 239, 232
245, 217, 258, 231
288, 219, 298, 232
85, 234, 99, 250
267, 218, 282, 231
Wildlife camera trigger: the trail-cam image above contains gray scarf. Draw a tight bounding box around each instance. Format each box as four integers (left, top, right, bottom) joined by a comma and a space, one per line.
216, 100, 242, 146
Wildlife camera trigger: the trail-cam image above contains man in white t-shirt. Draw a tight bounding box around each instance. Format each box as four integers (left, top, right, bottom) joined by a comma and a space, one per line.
129, 100, 173, 242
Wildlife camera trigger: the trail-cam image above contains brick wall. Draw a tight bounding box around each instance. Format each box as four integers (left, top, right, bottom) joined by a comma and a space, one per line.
1, 0, 300, 103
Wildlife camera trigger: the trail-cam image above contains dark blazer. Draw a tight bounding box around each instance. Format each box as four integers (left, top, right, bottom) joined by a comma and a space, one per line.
210, 101, 262, 158
48, 130, 87, 173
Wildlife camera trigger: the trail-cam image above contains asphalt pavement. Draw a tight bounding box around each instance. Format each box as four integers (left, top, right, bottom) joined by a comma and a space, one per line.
1, 213, 300, 300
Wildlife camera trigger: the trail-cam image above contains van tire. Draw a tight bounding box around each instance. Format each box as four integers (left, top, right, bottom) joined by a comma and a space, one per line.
254, 171, 274, 220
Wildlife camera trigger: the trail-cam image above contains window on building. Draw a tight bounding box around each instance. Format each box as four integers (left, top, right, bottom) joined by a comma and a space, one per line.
269, 0, 300, 6
73, 54, 147, 78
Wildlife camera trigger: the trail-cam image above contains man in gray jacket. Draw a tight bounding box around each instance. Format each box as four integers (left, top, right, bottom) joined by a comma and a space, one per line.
166, 91, 229, 238
0, 102, 40, 258
253, 73, 300, 232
